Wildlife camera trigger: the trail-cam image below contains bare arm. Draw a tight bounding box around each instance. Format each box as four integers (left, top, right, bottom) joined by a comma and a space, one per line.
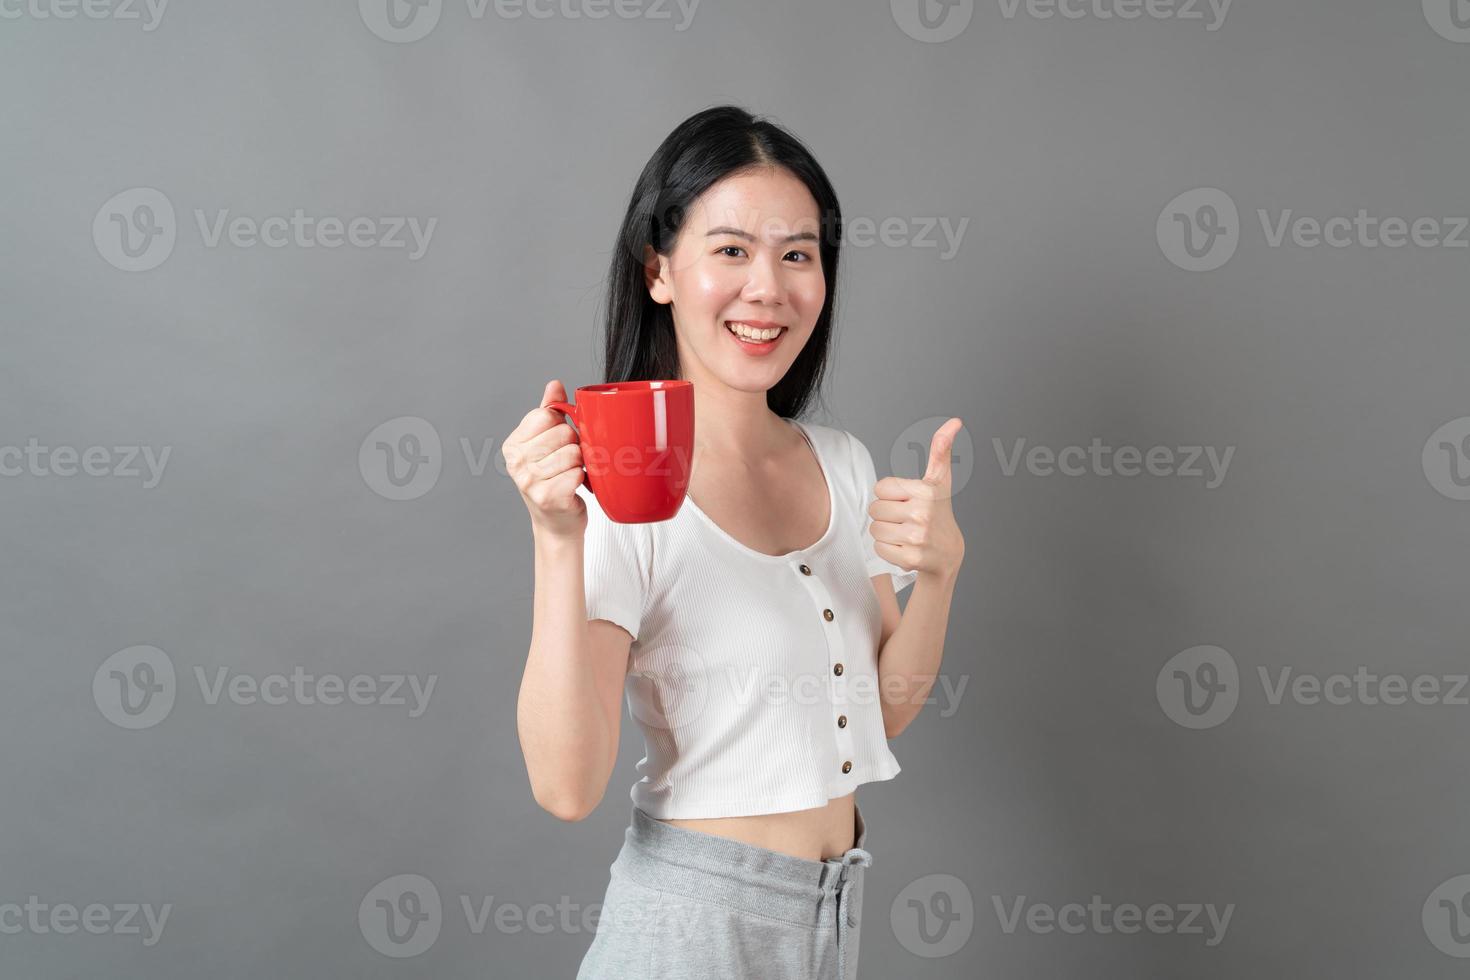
872, 570, 959, 738
515, 534, 633, 821
864, 418, 967, 738
506, 380, 634, 822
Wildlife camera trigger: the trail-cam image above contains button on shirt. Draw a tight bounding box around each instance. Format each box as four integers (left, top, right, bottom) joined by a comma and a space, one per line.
577, 419, 919, 820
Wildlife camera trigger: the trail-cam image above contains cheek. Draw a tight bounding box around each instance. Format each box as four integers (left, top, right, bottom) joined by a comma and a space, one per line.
794, 277, 826, 319
687, 265, 744, 313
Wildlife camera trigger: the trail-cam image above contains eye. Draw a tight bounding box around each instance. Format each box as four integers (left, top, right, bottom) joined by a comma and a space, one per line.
784, 250, 814, 263
716, 245, 746, 258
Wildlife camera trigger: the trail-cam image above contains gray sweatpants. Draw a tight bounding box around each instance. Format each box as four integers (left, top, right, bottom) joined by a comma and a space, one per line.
576, 804, 873, 980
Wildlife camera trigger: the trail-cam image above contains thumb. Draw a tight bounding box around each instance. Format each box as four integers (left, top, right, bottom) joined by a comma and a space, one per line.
922, 418, 963, 486
541, 379, 567, 408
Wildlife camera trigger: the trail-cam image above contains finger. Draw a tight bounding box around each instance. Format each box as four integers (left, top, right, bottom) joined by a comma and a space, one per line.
544, 464, 586, 497
532, 442, 584, 481
923, 417, 963, 486
540, 379, 568, 409
531, 465, 587, 512
867, 499, 913, 524
512, 402, 569, 443
873, 539, 915, 569
874, 476, 907, 501
506, 421, 576, 471
867, 519, 912, 546
875, 475, 931, 501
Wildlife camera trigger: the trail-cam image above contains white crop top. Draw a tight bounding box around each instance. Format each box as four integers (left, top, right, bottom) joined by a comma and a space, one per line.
577, 418, 919, 820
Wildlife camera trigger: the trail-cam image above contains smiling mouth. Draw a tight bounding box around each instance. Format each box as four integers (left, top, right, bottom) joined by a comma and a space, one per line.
724, 320, 788, 343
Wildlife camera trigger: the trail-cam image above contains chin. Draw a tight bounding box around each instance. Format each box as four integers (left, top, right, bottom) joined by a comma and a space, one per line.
719, 371, 784, 395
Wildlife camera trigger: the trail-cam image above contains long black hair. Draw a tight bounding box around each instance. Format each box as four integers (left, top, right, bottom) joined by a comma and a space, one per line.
600, 105, 842, 420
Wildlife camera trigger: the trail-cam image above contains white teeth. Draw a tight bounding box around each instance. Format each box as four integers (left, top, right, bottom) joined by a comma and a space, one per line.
727, 321, 782, 342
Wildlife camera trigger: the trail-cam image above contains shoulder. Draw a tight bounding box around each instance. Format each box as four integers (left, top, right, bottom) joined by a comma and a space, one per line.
790, 419, 876, 481
789, 419, 859, 463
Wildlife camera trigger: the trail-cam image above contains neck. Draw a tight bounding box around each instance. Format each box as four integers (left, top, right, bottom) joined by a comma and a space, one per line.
675, 347, 790, 459
690, 382, 788, 460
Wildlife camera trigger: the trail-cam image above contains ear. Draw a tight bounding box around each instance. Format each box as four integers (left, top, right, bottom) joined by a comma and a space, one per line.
644, 245, 672, 305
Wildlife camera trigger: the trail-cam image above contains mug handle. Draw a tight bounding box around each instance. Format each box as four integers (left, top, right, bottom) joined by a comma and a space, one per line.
545, 401, 580, 432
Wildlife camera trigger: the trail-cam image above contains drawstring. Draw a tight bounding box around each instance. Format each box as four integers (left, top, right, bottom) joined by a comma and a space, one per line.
834, 847, 872, 980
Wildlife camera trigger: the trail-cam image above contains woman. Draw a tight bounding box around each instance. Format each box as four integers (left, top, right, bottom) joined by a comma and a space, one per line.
503, 105, 965, 980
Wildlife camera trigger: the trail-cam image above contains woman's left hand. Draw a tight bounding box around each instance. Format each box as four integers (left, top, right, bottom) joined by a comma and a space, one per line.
867, 417, 966, 581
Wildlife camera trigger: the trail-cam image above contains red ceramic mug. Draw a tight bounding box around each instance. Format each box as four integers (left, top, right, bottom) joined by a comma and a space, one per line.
547, 380, 694, 524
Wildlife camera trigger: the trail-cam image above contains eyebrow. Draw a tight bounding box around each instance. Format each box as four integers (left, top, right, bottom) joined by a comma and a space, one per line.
705, 225, 819, 245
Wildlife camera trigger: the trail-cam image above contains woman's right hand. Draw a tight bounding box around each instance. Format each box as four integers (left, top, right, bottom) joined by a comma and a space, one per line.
503, 379, 587, 541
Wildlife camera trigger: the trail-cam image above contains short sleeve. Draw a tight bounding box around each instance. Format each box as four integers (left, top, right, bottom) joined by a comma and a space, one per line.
576, 485, 651, 640
847, 431, 920, 594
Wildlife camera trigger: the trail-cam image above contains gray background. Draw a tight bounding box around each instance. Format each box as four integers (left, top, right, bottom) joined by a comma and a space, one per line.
4, 0, 1470, 976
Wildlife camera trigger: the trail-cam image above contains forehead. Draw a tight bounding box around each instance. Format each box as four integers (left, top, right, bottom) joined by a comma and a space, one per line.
685, 167, 821, 240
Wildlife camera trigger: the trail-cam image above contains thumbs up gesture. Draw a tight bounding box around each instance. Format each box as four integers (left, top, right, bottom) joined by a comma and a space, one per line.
867, 418, 966, 581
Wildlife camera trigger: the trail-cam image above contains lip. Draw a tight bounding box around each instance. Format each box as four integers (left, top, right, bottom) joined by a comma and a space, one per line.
724, 320, 787, 356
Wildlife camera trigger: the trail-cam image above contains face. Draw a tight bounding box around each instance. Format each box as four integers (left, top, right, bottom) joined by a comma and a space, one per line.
645, 167, 827, 398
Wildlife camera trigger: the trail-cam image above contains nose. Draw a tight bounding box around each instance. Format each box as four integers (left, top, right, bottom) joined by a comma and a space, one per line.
740, 253, 786, 305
